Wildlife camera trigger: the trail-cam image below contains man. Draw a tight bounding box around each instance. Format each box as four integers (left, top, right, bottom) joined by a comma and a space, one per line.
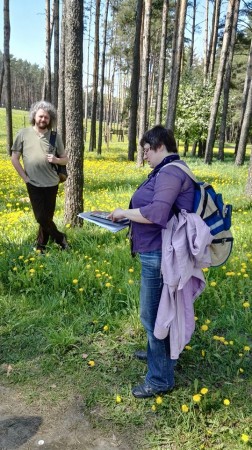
11, 100, 69, 252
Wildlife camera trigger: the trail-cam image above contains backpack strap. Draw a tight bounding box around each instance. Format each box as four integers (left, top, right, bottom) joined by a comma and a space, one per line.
164, 161, 198, 183
49, 130, 57, 149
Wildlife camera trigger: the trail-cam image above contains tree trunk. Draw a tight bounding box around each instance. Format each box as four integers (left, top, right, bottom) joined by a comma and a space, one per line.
53, 0, 59, 107
155, 0, 169, 124
218, 0, 240, 161
128, 0, 143, 161
189, 0, 196, 68
203, 0, 209, 83
137, 0, 152, 167
204, 0, 236, 164
0, 60, 4, 103
57, 0, 66, 146
165, 0, 187, 131
84, 0, 93, 136
208, 0, 221, 79
64, 0, 84, 226
89, 0, 100, 152
235, 38, 252, 156
245, 149, 252, 196
235, 77, 252, 166
97, 0, 109, 155
42, 0, 52, 101
4, 0, 12, 154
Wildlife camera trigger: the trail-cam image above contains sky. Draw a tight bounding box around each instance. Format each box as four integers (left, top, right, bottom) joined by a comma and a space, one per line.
0, 0, 215, 69
0, 0, 46, 68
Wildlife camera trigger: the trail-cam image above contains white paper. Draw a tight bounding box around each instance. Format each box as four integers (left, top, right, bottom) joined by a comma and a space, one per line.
78, 212, 129, 233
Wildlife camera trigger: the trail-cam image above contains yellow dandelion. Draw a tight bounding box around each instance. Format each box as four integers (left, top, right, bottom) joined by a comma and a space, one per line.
210, 281, 217, 287
243, 301, 250, 308
241, 434, 249, 443
65, 223, 71, 228
128, 268, 134, 273
151, 405, 156, 412
185, 345, 192, 350
13, 267, 17, 271
201, 324, 208, 331
29, 268, 35, 273
103, 325, 109, 331
155, 396, 163, 405
105, 282, 112, 287
205, 319, 211, 324
181, 404, 189, 412
239, 368, 244, 373
194, 316, 198, 321
72, 279, 78, 284
128, 279, 134, 285
192, 394, 202, 403
78, 287, 84, 292
229, 341, 234, 345
223, 398, 230, 406
88, 360, 95, 367
200, 387, 208, 395
201, 350, 205, 357
202, 268, 209, 272
116, 395, 122, 403
244, 346, 250, 352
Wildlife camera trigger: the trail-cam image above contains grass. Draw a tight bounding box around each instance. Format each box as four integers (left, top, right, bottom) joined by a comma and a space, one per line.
0, 109, 252, 449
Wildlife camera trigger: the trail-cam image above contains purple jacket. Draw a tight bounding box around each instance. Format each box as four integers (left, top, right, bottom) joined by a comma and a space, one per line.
131, 160, 195, 253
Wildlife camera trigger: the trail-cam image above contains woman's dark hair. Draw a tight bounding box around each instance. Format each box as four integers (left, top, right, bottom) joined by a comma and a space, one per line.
140, 125, 178, 153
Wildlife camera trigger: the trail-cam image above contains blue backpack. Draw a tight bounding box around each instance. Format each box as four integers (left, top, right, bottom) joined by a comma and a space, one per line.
169, 162, 234, 267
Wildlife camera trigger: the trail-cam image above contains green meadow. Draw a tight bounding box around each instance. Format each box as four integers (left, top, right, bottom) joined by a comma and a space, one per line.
0, 109, 251, 449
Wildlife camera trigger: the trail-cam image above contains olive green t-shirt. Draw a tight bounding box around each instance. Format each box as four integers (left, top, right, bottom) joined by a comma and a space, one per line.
11, 127, 65, 187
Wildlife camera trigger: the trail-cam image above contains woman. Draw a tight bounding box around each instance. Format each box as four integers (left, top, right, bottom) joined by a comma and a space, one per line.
109, 125, 195, 399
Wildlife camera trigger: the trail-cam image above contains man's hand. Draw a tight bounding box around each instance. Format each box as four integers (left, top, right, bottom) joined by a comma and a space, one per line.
47, 154, 56, 164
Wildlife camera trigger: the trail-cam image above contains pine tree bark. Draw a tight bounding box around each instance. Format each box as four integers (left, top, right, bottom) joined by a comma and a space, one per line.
203, 0, 209, 83
57, 0, 66, 146
53, 0, 59, 107
156, 0, 169, 125
89, 0, 100, 152
218, 0, 240, 160
64, 0, 84, 226
208, 0, 221, 79
235, 38, 252, 158
42, 0, 52, 101
4, 0, 12, 154
97, 0, 109, 155
245, 148, 252, 196
189, 0, 196, 68
236, 77, 252, 166
204, 0, 236, 164
165, 0, 187, 131
137, 0, 152, 167
128, 0, 143, 161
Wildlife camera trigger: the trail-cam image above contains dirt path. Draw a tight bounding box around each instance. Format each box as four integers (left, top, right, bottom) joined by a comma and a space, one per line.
0, 385, 135, 450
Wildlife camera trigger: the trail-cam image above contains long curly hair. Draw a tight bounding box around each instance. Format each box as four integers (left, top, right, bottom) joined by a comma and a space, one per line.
29, 101, 57, 129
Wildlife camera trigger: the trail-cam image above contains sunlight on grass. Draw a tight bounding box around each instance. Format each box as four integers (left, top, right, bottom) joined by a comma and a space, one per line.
0, 109, 251, 449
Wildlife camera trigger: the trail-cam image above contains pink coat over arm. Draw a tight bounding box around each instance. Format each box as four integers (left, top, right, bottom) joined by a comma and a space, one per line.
154, 210, 213, 359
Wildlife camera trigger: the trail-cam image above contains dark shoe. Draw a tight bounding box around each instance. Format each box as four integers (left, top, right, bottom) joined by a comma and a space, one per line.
134, 350, 147, 362
60, 235, 69, 250
132, 382, 171, 399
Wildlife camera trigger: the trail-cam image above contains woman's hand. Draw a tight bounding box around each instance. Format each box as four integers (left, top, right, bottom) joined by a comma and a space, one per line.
108, 208, 126, 222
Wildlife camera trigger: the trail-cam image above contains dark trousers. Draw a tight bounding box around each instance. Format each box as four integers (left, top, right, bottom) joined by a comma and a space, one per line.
26, 183, 65, 249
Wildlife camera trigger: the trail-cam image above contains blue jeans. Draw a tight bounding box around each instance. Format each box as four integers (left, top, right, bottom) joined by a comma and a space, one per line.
139, 250, 177, 391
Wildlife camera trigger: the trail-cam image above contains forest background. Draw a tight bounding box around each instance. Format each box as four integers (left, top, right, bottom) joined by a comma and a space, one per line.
0, 0, 252, 448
